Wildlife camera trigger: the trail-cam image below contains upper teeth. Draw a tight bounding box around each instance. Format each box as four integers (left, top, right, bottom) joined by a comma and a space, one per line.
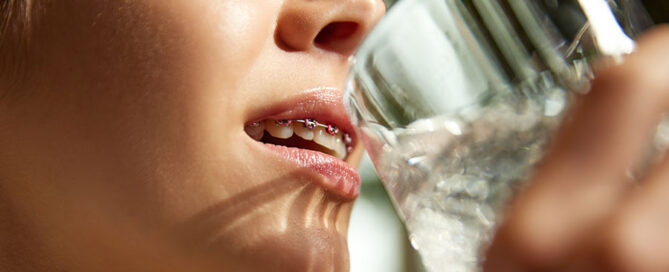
294, 121, 315, 140
264, 120, 293, 139
245, 119, 352, 160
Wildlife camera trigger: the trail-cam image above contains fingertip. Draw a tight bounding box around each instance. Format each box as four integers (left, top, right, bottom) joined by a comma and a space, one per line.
484, 223, 561, 271
635, 24, 669, 49
484, 235, 525, 272
484, 204, 565, 271
603, 25, 669, 105
601, 156, 669, 272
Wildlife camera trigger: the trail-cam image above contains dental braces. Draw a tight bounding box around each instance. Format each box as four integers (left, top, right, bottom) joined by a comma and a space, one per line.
275, 119, 340, 136
271, 119, 354, 153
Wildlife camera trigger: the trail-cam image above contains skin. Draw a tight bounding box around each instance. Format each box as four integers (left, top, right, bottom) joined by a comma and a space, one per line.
0, 1, 384, 271
2, 1, 669, 272
485, 27, 669, 272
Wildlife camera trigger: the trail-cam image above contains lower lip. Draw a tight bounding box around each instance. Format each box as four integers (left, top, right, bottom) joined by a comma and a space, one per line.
262, 144, 361, 199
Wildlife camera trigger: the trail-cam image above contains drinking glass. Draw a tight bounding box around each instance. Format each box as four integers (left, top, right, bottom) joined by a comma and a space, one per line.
344, 0, 657, 271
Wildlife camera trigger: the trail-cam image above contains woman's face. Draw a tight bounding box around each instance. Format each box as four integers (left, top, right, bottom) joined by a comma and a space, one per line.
0, 0, 384, 271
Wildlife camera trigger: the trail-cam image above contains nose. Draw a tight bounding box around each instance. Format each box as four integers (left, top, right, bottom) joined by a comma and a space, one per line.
276, 0, 386, 57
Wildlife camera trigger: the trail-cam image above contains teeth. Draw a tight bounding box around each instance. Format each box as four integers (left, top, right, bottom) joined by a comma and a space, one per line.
313, 126, 337, 150
248, 118, 352, 160
244, 122, 265, 140
264, 120, 293, 139
333, 136, 346, 160
293, 122, 315, 140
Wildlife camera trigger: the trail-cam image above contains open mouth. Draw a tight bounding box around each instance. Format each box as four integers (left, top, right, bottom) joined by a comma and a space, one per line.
244, 118, 353, 160
242, 88, 361, 198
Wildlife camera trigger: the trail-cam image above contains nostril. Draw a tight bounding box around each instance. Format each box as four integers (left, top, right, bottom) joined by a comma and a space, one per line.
314, 22, 359, 49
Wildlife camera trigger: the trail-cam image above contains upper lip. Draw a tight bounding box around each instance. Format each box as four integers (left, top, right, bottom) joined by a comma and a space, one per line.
245, 87, 357, 148
244, 86, 361, 199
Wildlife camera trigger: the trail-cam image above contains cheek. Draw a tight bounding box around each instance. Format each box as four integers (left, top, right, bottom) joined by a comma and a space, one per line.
29, 0, 279, 149
5, 0, 358, 268
32, 0, 278, 110
184, 0, 280, 85
18, 0, 283, 220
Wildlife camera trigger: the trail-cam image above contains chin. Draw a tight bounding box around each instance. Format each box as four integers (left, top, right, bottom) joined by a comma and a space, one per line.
197, 217, 352, 272
176, 180, 356, 272
240, 227, 350, 272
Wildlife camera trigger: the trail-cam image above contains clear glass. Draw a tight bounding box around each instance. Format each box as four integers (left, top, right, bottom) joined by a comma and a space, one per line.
345, 0, 654, 271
